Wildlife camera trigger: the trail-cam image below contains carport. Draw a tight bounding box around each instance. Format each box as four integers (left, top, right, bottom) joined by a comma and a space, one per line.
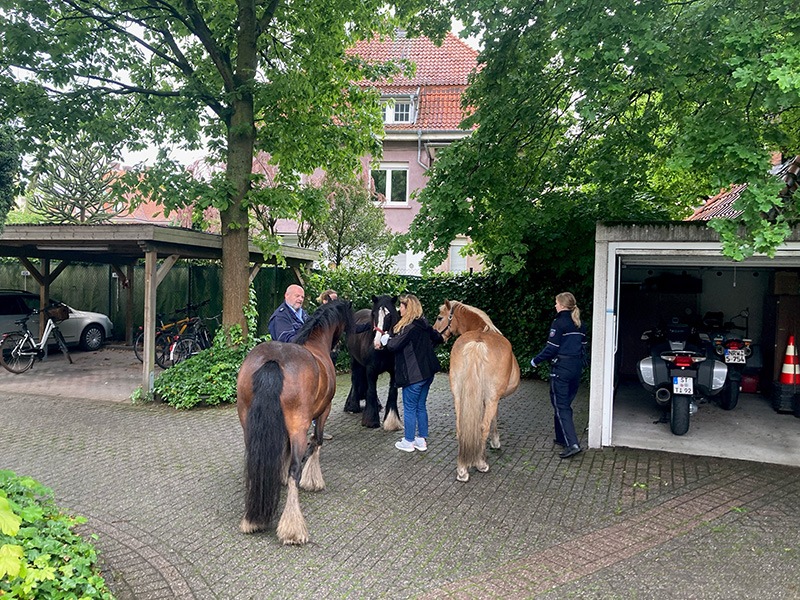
589, 222, 800, 466
0, 224, 316, 393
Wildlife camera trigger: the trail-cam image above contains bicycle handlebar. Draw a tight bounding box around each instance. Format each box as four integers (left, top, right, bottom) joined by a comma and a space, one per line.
174, 299, 211, 315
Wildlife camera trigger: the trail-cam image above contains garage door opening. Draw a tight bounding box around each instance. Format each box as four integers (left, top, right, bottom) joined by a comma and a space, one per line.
589, 224, 800, 467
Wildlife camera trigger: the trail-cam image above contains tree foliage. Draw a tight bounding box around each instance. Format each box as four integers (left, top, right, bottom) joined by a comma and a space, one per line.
0, 126, 21, 230
312, 178, 395, 267
402, 0, 800, 276
28, 139, 123, 224
0, 0, 452, 330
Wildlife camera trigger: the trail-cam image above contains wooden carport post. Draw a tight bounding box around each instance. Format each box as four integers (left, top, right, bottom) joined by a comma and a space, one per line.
141, 250, 180, 396
142, 251, 157, 394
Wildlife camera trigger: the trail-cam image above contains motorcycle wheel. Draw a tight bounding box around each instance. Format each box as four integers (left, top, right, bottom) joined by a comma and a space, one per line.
720, 379, 740, 411
670, 394, 691, 436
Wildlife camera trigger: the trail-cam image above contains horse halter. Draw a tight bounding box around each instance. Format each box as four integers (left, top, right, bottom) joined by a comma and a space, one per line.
373, 306, 390, 335
440, 304, 456, 339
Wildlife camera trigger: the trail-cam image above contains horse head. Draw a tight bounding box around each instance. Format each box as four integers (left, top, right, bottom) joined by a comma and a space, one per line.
434, 300, 458, 341
295, 299, 353, 351
371, 294, 399, 350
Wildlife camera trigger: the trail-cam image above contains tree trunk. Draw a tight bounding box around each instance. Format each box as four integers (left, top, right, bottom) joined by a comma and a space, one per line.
221, 93, 255, 335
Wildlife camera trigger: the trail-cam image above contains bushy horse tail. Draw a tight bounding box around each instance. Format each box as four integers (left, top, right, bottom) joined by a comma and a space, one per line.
454, 340, 489, 467
244, 360, 287, 527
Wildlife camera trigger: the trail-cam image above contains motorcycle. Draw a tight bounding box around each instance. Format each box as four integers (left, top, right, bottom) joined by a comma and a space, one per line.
703, 310, 752, 411
636, 317, 728, 435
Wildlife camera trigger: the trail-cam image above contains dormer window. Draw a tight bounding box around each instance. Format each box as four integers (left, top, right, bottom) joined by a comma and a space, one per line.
382, 98, 415, 124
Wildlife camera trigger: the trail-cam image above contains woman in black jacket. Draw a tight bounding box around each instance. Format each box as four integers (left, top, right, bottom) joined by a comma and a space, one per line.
531, 291, 587, 459
381, 294, 443, 452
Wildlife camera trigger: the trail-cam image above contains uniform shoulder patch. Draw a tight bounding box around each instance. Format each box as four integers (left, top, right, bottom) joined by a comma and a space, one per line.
549, 328, 556, 337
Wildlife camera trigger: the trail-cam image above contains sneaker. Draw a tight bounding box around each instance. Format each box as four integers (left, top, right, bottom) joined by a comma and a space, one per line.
412, 437, 427, 451
395, 438, 415, 452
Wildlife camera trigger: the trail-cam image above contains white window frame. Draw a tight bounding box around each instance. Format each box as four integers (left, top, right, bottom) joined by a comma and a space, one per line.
371, 162, 409, 204
382, 98, 415, 124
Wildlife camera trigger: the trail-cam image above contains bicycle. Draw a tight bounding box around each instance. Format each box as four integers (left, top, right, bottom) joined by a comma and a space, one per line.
170, 313, 221, 365
133, 300, 210, 368
0, 304, 74, 374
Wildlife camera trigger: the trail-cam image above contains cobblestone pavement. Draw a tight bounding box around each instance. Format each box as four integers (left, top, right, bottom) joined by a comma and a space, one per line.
1, 349, 799, 599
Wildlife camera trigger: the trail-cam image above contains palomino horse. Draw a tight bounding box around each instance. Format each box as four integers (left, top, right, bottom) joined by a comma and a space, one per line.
236, 300, 353, 544
433, 300, 520, 482
343, 295, 402, 430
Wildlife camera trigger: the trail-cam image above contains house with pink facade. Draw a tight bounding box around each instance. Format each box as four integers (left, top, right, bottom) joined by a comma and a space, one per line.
349, 31, 481, 275
116, 32, 481, 274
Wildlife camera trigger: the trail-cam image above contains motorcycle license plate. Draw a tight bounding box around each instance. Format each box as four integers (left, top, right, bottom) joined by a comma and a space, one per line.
673, 376, 694, 395
725, 348, 746, 364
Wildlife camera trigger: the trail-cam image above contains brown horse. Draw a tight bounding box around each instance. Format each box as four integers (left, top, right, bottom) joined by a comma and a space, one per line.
433, 300, 520, 482
236, 300, 353, 544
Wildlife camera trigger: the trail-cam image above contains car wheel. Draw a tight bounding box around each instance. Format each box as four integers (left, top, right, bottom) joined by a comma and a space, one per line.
81, 324, 105, 351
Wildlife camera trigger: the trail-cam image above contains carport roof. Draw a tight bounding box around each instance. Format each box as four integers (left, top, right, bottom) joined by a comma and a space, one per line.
0, 223, 318, 266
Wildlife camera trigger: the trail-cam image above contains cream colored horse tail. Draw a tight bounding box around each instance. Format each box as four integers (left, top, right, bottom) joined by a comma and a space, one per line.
454, 339, 489, 467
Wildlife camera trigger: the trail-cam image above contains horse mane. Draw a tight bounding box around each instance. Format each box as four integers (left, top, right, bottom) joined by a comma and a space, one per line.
294, 300, 353, 345
453, 301, 502, 335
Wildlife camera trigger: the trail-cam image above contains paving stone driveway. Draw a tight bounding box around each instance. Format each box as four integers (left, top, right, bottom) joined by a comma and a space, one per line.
1, 349, 799, 599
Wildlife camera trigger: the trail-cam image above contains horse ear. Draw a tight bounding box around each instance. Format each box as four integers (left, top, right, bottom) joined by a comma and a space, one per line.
391, 295, 398, 303
372, 295, 378, 302
445, 300, 451, 309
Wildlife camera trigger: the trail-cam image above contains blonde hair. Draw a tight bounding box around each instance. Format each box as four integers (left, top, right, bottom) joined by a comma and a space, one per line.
557, 292, 581, 328
393, 294, 423, 333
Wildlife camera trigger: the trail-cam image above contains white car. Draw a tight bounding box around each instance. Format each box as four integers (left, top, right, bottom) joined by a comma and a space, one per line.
0, 290, 113, 351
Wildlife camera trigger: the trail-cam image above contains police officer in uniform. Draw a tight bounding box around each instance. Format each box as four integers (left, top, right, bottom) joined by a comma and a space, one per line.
531, 292, 587, 458
268, 284, 307, 343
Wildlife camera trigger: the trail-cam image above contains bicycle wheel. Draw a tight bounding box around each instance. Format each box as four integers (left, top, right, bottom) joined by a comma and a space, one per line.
134, 331, 170, 368
0, 333, 37, 374
53, 329, 73, 364
133, 331, 145, 363
156, 333, 175, 368
171, 337, 202, 365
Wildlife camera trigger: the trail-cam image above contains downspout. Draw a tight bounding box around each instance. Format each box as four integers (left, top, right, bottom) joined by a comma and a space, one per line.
414, 87, 428, 171
417, 130, 428, 171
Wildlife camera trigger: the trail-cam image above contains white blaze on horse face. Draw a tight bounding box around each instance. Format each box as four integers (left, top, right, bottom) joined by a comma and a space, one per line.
373, 306, 388, 350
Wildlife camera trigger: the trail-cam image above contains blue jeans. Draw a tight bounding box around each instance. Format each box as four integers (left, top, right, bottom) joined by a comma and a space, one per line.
402, 376, 433, 442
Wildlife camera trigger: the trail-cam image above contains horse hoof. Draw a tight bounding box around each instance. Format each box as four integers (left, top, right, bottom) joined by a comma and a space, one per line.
239, 518, 262, 534
283, 538, 308, 546
476, 461, 490, 473
361, 420, 380, 429
344, 406, 363, 414
489, 440, 501, 450
456, 469, 469, 482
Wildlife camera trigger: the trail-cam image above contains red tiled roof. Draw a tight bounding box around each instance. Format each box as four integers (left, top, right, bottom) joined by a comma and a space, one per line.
687, 155, 800, 221
351, 32, 478, 87
351, 32, 478, 131
686, 183, 747, 221
382, 85, 470, 130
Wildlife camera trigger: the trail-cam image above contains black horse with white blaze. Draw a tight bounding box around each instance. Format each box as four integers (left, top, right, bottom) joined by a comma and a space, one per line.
343, 295, 401, 430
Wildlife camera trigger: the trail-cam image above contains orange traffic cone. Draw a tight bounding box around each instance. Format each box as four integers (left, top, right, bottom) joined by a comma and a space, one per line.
779, 335, 800, 384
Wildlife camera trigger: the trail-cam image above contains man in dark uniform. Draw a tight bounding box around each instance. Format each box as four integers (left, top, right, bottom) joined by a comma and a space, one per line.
531, 292, 587, 458
268, 284, 307, 342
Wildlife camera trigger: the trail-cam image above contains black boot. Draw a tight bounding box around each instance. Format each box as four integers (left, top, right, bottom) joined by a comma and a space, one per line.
559, 444, 581, 459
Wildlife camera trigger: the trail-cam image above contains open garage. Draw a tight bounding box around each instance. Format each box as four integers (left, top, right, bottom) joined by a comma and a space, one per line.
589, 223, 800, 467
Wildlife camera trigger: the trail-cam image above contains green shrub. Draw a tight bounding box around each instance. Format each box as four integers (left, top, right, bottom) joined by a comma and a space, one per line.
153, 324, 256, 409
0, 470, 114, 599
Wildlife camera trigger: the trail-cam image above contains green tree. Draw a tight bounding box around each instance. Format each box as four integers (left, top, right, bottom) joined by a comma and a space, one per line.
0, 126, 21, 229
401, 0, 800, 277
310, 177, 395, 267
28, 140, 123, 224
0, 0, 451, 331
